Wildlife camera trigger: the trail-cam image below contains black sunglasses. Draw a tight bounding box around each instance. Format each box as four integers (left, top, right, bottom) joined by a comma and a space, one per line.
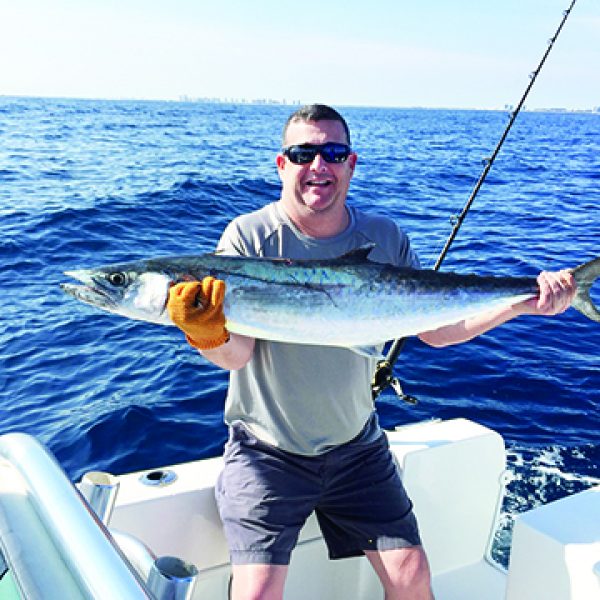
282, 142, 352, 165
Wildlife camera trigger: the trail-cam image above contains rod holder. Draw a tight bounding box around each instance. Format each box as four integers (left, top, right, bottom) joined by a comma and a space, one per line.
147, 556, 198, 600
79, 471, 120, 526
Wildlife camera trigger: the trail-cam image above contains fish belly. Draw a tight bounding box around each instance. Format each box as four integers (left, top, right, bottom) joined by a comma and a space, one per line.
222, 277, 534, 347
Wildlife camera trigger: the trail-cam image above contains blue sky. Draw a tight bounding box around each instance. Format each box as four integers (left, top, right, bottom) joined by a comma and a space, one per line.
2, 0, 599, 109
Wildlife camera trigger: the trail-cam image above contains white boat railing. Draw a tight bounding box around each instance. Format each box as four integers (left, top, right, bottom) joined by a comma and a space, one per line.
0, 432, 151, 600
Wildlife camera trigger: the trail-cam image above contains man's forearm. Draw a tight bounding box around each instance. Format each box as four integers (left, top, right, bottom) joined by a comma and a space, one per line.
418, 304, 526, 348
200, 333, 255, 370
418, 269, 576, 348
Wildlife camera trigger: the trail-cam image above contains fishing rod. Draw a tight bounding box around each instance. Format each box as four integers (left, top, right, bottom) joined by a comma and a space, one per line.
371, 0, 578, 402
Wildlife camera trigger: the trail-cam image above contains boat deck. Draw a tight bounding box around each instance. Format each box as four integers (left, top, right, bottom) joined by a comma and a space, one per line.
2, 419, 599, 599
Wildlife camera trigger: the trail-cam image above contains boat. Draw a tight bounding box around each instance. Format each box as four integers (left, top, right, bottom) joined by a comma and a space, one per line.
1, 417, 599, 599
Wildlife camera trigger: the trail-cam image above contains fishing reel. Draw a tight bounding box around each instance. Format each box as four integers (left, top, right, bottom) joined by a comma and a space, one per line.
371, 359, 418, 405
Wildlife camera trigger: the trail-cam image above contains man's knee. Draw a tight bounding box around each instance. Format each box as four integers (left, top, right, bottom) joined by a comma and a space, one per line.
230, 564, 288, 600
366, 546, 434, 600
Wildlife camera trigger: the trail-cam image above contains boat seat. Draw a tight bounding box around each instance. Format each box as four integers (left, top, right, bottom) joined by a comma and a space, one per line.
109, 418, 509, 599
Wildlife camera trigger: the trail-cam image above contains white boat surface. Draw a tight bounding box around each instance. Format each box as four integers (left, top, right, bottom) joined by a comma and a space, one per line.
1, 417, 599, 599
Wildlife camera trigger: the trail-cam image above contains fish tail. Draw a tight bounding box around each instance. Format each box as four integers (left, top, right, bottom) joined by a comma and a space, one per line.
571, 257, 600, 322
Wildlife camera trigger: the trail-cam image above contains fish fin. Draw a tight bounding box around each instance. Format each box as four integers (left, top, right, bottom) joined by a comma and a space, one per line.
337, 244, 377, 262
348, 345, 385, 360
571, 257, 600, 322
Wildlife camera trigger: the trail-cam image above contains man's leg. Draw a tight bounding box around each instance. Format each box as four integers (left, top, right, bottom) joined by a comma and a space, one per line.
365, 546, 434, 600
218, 425, 324, 599
230, 564, 288, 600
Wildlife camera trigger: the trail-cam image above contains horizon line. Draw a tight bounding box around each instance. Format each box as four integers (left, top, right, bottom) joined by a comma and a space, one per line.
2, 93, 599, 114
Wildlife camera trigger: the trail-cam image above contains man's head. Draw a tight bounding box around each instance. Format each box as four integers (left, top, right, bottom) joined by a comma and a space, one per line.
276, 104, 357, 237
282, 104, 351, 146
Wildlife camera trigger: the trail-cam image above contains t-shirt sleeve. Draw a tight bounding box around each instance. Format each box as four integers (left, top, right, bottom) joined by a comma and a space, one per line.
216, 219, 249, 256
397, 227, 421, 269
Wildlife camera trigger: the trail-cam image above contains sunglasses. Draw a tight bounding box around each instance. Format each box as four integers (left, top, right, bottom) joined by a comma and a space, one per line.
282, 142, 352, 165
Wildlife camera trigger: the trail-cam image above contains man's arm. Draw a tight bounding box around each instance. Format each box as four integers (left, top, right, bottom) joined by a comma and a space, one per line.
200, 333, 255, 371
418, 269, 576, 348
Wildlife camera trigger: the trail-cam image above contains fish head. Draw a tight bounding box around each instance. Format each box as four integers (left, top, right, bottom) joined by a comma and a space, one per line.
61, 264, 172, 324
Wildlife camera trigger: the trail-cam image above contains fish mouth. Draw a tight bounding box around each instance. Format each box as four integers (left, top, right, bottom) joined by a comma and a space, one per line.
61, 271, 117, 310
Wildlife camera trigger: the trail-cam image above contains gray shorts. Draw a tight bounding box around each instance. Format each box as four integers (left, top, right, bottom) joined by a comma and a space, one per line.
215, 416, 421, 565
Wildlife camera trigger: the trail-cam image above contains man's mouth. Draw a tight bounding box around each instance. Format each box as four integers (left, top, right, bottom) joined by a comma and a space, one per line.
306, 180, 332, 188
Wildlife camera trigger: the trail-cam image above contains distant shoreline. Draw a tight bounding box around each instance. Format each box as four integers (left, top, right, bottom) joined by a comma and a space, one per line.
1, 94, 599, 115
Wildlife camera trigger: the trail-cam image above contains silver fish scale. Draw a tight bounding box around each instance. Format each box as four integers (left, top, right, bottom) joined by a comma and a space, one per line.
63, 253, 600, 348
211, 261, 539, 346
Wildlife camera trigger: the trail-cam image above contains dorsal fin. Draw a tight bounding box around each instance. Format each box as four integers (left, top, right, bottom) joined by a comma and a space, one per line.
337, 244, 376, 262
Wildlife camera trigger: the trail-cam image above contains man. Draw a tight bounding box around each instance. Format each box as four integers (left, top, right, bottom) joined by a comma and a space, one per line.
168, 104, 576, 600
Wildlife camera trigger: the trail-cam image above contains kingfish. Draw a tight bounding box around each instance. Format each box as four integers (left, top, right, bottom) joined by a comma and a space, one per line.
61, 247, 600, 347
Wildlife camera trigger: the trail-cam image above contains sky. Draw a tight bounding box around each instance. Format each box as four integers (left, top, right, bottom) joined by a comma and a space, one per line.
2, 0, 599, 110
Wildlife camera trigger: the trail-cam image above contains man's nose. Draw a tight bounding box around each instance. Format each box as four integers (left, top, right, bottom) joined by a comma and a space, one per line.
309, 152, 327, 170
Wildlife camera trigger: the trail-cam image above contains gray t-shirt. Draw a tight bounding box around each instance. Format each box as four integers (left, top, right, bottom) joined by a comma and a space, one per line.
217, 201, 420, 455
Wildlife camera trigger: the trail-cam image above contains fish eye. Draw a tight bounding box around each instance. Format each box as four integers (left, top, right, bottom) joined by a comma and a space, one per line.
107, 272, 128, 286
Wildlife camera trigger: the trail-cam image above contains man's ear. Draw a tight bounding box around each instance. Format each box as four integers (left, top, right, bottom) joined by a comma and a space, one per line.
276, 153, 286, 179
348, 152, 358, 172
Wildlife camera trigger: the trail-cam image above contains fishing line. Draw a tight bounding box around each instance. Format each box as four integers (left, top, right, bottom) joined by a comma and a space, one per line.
372, 0, 578, 402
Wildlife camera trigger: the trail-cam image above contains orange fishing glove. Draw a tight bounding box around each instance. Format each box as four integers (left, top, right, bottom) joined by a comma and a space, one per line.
167, 277, 229, 350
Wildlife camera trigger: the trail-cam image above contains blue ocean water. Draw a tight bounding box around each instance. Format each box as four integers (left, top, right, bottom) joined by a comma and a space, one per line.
1, 97, 598, 563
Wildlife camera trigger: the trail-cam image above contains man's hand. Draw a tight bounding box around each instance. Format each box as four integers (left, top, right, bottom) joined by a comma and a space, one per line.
521, 270, 577, 316
168, 277, 229, 350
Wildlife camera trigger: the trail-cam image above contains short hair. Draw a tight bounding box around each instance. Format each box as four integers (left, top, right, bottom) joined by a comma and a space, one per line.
282, 104, 351, 146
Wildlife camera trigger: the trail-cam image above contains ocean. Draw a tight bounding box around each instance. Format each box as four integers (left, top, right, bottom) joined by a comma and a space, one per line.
1, 97, 598, 565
